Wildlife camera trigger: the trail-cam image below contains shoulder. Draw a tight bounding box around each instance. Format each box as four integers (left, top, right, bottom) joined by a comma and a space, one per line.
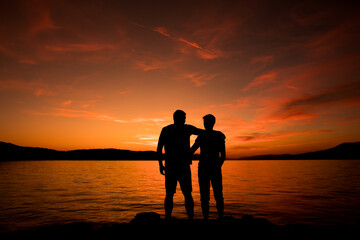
161, 124, 174, 133
163, 124, 174, 129
214, 130, 226, 140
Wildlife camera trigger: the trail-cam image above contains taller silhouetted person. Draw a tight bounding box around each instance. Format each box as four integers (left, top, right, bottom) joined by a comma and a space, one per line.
191, 114, 226, 219
157, 110, 203, 220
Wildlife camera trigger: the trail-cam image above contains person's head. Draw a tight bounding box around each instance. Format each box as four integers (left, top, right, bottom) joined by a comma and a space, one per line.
203, 114, 216, 130
173, 110, 186, 125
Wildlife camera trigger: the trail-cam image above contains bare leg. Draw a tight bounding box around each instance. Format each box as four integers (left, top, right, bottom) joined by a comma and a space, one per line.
184, 191, 194, 220
212, 169, 224, 219
165, 193, 174, 219
215, 197, 224, 219
201, 200, 209, 220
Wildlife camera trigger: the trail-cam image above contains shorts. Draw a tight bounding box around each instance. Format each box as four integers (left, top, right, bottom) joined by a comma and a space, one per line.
198, 164, 223, 202
165, 164, 192, 195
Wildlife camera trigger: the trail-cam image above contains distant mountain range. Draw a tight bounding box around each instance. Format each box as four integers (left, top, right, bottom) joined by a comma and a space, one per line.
1, 141, 359, 160
0, 142, 159, 160
238, 142, 360, 160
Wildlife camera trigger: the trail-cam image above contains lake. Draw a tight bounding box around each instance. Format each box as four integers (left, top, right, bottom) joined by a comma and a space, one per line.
1, 160, 360, 232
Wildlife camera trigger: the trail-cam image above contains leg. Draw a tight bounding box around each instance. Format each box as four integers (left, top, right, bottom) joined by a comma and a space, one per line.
183, 191, 194, 220
201, 199, 210, 220
165, 170, 177, 220
211, 168, 224, 219
198, 167, 210, 219
215, 195, 224, 219
179, 165, 194, 220
164, 192, 174, 219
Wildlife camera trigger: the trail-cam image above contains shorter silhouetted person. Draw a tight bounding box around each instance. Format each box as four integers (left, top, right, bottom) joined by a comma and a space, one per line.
157, 110, 203, 220
190, 114, 226, 219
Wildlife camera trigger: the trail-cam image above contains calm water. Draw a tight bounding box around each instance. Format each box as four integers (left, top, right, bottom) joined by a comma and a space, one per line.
1, 160, 360, 232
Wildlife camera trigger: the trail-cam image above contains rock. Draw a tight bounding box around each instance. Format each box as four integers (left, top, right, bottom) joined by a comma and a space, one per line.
2, 212, 359, 238
130, 212, 162, 224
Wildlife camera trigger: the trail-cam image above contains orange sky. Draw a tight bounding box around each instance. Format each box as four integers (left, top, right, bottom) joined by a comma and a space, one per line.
0, 0, 360, 158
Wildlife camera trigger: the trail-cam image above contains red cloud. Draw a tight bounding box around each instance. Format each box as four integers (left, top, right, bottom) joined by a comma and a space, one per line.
177, 38, 202, 49
250, 55, 274, 65
263, 82, 360, 123
141, 24, 228, 60
0, 79, 54, 96
243, 72, 277, 91
134, 57, 182, 71
153, 27, 171, 38
28, 107, 127, 123
148, 25, 204, 50
305, 18, 360, 58
236, 129, 332, 143
29, 7, 59, 35
184, 72, 218, 86
45, 43, 118, 52
196, 48, 224, 60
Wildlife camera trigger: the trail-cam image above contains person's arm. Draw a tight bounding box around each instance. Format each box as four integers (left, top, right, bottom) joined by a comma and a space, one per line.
190, 138, 200, 155
220, 134, 226, 167
190, 125, 204, 136
157, 130, 166, 175
220, 143, 226, 167
189, 137, 200, 165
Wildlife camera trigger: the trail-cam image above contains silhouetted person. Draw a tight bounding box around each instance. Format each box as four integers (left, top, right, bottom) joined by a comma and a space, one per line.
190, 114, 226, 219
157, 110, 203, 220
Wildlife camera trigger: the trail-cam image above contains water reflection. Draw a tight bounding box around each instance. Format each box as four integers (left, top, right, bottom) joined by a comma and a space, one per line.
1, 160, 360, 232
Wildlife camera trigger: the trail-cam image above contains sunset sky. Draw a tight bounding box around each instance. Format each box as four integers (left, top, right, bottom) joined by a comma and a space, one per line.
1, 0, 359, 158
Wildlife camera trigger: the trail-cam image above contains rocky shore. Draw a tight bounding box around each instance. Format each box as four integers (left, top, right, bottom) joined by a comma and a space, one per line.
2, 212, 359, 238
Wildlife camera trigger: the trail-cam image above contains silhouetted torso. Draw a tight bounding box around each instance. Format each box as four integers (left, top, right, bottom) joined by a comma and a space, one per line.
159, 124, 199, 166
196, 130, 225, 167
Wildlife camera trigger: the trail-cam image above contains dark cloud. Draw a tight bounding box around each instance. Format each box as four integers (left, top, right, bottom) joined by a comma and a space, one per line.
282, 82, 360, 115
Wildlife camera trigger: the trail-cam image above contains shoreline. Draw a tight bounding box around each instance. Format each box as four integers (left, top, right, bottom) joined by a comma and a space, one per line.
2, 212, 359, 237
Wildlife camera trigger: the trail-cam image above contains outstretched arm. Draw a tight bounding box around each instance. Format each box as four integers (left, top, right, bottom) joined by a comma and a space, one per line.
189, 140, 200, 165
190, 141, 200, 155
190, 125, 204, 136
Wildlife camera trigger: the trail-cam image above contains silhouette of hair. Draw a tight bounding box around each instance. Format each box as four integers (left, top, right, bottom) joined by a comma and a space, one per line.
173, 110, 186, 125
203, 114, 216, 129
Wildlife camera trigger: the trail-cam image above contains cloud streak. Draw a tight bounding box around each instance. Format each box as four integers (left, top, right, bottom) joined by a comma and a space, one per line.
26, 107, 166, 126
237, 130, 333, 143
135, 23, 226, 60
184, 72, 218, 87
271, 82, 360, 121
243, 72, 277, 91
44, 43, 118, 52
151, 25, 203, 49
0, 79, 56, 97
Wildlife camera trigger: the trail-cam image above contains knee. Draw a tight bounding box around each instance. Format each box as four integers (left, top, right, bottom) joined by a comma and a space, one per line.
183, 192, 193, 202
200, 194, 210, 203
185, 194, 193, 201
214, 193, 223, 203
165, 193, 174, 200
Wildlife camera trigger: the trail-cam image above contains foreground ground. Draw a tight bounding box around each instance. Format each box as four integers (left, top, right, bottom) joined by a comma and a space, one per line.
2, 212, 359, 238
